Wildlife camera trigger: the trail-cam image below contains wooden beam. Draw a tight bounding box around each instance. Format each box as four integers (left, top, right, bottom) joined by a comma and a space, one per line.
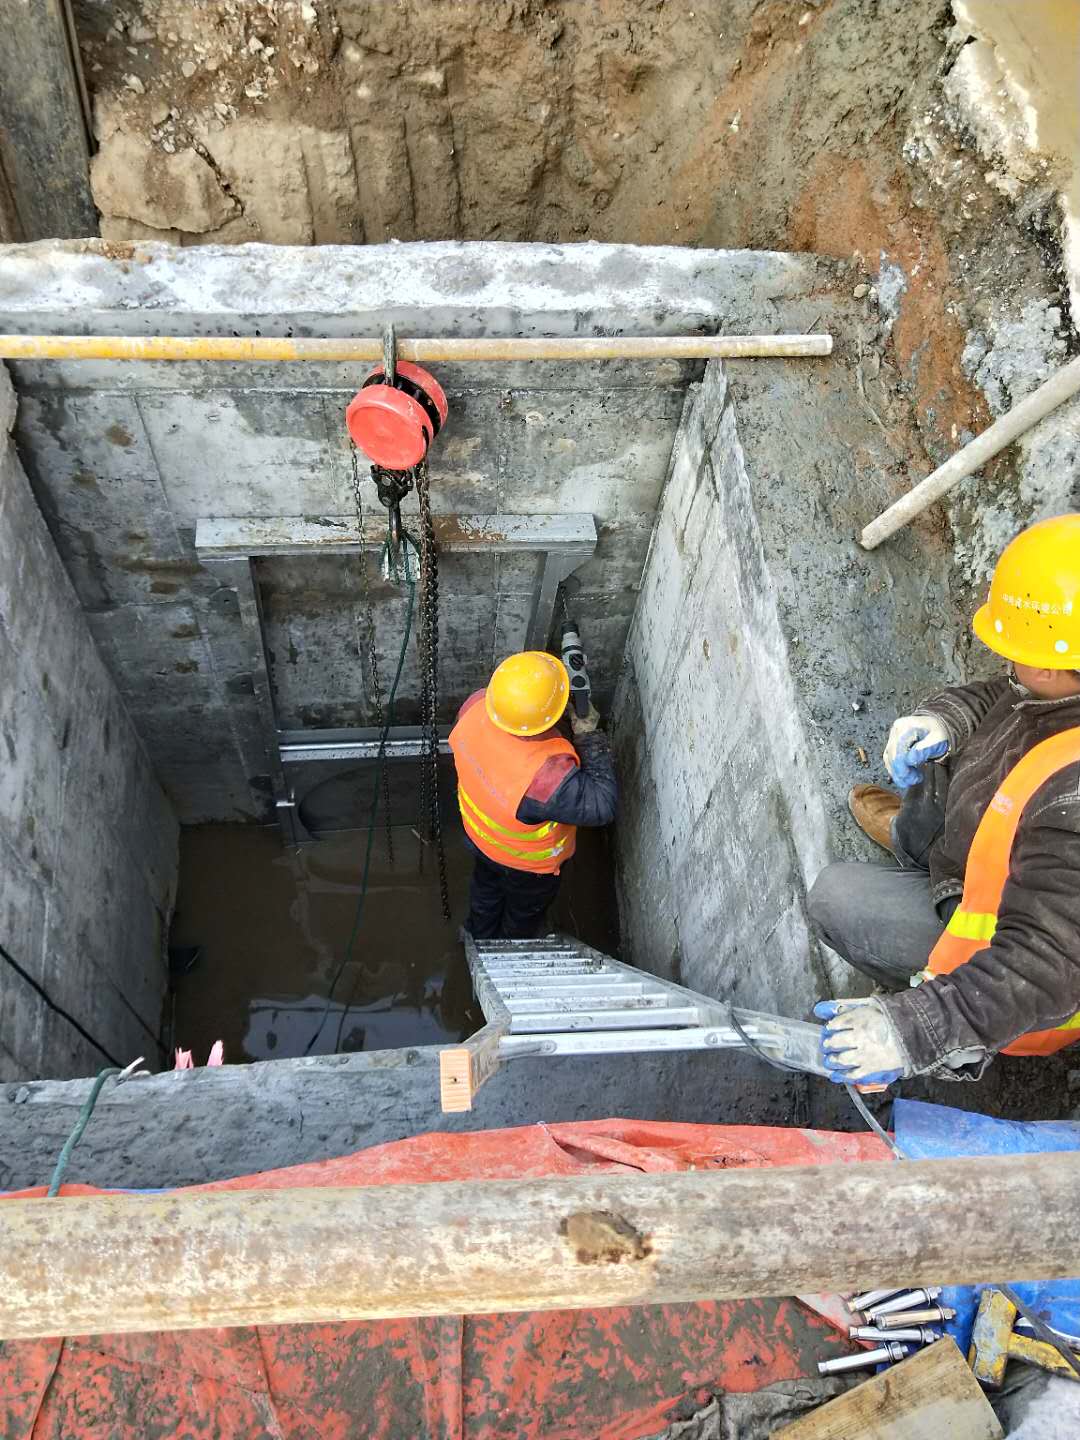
3, 1152, 1080, 1339
775, 1339, 1002, 1439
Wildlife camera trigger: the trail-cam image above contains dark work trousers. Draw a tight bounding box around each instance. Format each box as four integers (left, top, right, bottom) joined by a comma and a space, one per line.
464, 840, 562, 940
807, 764, 959, 989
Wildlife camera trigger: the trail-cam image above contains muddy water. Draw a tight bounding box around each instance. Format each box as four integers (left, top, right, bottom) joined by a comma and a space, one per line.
169, 803, 620, 1063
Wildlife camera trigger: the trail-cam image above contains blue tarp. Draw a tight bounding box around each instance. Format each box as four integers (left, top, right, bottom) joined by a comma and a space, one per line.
892, 1098, 1080, 1352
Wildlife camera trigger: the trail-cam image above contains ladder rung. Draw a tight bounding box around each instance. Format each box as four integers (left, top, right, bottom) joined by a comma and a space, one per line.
494, 977, 642, 994
510, 1005, 701, 1032
484, 965, 604, 978
482, 954, 596, 966
479, 947, 579, 958
508, 994, 684, 1015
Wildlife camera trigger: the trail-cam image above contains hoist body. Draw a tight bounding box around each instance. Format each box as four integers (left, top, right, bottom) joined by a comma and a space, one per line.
345, 361, 449, 470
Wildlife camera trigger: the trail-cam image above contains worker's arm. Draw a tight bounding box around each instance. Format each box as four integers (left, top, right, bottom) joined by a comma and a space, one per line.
915, 675, 1011, 751
878, 798, 1080, 1077
517, 725, 619, 828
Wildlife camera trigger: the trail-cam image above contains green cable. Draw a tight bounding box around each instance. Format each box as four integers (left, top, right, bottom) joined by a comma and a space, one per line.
304, 534, 418, 1055
47, 1067, 120, 1196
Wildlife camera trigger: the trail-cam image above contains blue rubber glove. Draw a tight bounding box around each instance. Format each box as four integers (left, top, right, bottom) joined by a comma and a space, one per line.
882, 715, 950, 789
814, 999, 910, 1086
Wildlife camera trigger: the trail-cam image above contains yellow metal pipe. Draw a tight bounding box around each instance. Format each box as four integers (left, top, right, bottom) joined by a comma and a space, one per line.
0, 333, 832, 363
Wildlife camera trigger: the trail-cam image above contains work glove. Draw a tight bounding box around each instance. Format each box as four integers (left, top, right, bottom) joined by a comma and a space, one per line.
882, 714, 950, 789
570, 702, 601, 737
814, 998, 911, 1087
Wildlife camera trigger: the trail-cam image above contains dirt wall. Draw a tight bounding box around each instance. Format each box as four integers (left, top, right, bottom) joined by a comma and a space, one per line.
75, 1, 1078, 608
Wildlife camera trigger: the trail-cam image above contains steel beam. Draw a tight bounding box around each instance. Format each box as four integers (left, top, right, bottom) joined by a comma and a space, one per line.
279, 726, 451, 764
195, 513, 597, 562
202, 557, 299, 845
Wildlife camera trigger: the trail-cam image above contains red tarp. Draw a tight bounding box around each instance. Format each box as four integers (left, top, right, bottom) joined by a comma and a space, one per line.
0, 1119, 888, 1439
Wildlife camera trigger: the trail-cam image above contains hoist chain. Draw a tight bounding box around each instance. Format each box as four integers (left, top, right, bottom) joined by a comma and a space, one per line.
350, 443, 394, 865
414, 456, 451, 921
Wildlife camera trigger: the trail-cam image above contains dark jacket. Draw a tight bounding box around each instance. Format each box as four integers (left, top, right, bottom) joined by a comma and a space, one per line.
517, 730, 619, 829
455, 692, 619, 831
880, 675, 1080, 1077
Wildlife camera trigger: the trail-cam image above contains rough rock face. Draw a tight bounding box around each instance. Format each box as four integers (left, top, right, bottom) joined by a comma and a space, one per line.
90, 131, 237, 232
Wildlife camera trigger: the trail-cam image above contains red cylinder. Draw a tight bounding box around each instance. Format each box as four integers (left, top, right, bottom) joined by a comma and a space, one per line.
345, 362, 448, 469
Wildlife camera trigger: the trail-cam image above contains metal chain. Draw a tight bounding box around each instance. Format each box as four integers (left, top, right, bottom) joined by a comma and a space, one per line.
414, 456, 450, 920
351, 443, 394, 865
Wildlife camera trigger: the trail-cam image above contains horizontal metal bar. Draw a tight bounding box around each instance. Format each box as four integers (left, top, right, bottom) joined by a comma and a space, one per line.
196, 513, 598, 561
509, 995, 683, 1015
499, 1027, 774, 1056
0, 332, 834, 363
281, 736, 451, 763
483, 955, 602, 968
495, 980, 647, 996
510, 1006, 702, 1033
475, 941, 578, 954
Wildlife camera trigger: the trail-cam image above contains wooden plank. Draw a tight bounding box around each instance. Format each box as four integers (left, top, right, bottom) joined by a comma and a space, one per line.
439, 1020, 508, 1113
2, 1154, 1080, 1339
775, 1339, 1002, 1439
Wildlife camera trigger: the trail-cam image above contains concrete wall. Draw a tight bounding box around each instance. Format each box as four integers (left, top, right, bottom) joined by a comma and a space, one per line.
0, 369, 177, 1080
0, 239, 844, 825
613, 334, 969, 1014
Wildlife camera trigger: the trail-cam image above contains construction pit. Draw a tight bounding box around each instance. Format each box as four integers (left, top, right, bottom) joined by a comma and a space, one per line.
0, 1, 1079, 1436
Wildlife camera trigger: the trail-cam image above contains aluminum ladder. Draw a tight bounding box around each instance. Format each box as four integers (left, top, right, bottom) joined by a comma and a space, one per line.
439, 932, 827, 1112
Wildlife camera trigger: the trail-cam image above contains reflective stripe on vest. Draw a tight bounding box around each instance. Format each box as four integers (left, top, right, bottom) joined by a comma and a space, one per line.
927, 725, 1080, 1056
457, 784, 556, 841
458, 794, 570, 863
448, 697, 578, 875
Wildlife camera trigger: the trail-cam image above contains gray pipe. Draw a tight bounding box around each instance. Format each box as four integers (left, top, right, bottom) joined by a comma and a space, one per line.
819, 1342, 909, 1375
866, 1286, 941, 1319
850, 1325, 942, 1344
849, 1286, 907, 1311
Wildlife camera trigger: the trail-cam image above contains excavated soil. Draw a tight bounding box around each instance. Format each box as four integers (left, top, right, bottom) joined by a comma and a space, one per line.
77, 0, 1073, 486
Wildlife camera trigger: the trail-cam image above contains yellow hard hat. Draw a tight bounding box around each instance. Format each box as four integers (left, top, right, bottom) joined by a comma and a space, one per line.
486, 651, 570, 735
972, 513, 1080, 669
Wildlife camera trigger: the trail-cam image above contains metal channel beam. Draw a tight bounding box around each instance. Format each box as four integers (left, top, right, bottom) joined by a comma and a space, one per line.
195, 513, 597, 561
202, 557, 299, 845
279, 726, 450, 764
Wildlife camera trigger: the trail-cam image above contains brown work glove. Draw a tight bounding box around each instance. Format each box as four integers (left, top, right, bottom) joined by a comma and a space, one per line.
570, 702, 601, 736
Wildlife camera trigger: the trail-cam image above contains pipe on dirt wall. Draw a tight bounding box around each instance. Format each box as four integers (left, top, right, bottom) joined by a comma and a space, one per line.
860, 354, 1080, 550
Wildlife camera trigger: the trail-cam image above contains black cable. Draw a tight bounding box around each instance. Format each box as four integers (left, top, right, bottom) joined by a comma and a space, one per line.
728, 1006, 804, 1072
730, 1005, 906, 1159
0, 936, 120, 1067
844, 1082, 906, 1160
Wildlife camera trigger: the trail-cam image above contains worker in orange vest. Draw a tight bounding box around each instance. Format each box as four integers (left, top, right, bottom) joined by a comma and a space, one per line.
807, 514, 1080, 1085
449, 651, 618, 939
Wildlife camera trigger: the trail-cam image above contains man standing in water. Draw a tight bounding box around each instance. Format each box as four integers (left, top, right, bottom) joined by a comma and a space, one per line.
449, 651, 618, 939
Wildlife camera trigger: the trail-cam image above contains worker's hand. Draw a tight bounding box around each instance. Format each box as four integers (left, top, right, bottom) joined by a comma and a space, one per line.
570, 702, 601, 736
814, 999, 911, 1086
883, 714, 950, 789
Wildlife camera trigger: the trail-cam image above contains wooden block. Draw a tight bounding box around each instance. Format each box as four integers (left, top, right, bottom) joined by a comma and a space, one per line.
774, 1338, 1003, 1440
438, 1021, 506, 1112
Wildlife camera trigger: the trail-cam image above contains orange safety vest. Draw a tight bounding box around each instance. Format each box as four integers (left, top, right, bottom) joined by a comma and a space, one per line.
448, 700, 578, 874
925, 727, 1080, 1055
